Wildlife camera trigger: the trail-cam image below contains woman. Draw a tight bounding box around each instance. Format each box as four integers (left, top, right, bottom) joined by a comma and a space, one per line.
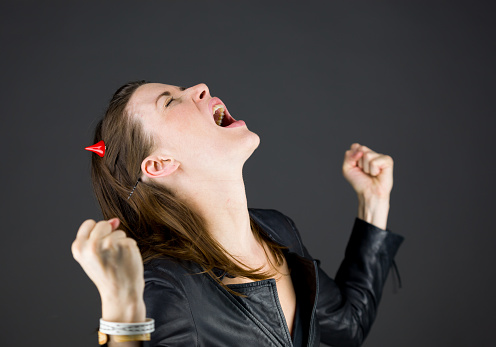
72, 81, 404, 347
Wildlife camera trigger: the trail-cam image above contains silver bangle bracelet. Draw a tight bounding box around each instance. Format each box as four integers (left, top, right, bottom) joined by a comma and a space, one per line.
99, 318, 155, 335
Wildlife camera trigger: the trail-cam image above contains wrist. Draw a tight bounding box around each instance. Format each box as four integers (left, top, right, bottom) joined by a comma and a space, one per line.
101, 296, 146, 323
357, 194, 390, 230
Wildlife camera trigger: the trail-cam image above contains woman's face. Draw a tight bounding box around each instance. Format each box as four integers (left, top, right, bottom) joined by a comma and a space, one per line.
127, 83, 260, 180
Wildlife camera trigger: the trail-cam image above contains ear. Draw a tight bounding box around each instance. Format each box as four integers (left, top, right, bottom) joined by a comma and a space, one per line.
141, 156, 180, 179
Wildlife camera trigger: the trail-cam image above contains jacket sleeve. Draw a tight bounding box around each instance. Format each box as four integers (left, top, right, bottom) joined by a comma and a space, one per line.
313, 218, 404, 347
283, 214, 404, 347
142, 264, 198, 346
96, 275, 197, 347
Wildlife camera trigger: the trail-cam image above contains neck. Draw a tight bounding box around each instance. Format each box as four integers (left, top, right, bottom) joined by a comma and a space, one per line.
170, 169, 262, 261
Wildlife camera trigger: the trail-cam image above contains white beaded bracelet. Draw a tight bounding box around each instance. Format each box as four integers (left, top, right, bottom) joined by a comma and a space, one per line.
99, 318, 155, 335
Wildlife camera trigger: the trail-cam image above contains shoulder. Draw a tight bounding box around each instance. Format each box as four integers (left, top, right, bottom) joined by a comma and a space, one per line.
144, 256, 198, 286
248, 208, 306, 257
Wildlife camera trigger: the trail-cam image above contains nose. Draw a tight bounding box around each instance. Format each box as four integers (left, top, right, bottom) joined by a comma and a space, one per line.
188, 83, 210, 102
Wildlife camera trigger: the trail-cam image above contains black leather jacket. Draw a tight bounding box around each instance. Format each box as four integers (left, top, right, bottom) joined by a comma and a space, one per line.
138, 208, 404, 347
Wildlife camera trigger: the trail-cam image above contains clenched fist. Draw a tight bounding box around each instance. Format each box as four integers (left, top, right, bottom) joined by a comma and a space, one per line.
71, 218, 146, 322
342, 143, 393, 229
342, 143, 394, 201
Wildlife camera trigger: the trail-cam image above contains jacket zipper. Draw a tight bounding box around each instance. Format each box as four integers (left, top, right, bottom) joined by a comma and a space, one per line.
269, 279, 295, 346
307, 260, 320, 347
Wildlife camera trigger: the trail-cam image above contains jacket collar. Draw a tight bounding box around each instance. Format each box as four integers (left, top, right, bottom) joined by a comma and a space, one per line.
212, 208, 308, 279
248, 208, 306, 258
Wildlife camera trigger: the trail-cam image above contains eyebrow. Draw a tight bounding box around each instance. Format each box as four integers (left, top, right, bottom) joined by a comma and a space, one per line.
155, 86, 187, 107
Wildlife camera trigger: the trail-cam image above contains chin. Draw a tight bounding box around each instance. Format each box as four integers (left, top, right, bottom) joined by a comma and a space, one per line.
246, 134, 261, 162
231, 131, 260, 163
246, 130, 261, 152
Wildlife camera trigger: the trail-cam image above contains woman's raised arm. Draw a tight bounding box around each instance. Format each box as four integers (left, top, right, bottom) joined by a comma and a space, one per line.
71, 218, 148, 346
342, 143, 394, 229
303, 143, 401, 345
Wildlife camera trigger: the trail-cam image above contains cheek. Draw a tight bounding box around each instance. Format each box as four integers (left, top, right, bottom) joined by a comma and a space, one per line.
163, 119, 214, 153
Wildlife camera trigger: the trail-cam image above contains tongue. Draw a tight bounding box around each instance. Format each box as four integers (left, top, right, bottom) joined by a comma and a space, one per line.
225, 120, 245, 128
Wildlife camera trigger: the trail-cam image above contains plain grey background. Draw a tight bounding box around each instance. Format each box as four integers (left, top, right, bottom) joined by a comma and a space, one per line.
1, 1, 495, 346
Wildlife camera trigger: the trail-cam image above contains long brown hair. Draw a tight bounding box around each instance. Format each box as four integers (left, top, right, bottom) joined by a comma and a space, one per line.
91, 81, 287, 296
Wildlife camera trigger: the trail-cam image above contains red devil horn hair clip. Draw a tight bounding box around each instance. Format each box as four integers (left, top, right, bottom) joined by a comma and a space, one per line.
85, 140, 106, 157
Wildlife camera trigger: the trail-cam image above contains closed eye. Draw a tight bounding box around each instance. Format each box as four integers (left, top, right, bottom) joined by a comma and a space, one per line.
165, 98, 175, 107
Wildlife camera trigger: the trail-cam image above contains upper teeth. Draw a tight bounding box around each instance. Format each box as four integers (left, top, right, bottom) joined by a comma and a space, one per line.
213, 104, 225, 126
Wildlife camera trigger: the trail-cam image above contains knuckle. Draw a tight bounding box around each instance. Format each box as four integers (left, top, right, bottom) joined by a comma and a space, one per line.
102, 236, 116, 248
84, 219, 96, 224
113, 230, 127, 238
371, 156, 381, 164
92, 220, 112, 236
123, 238, 138, 247
89, 240, 102, 253
78, 219, 95, 232
95, 220, 110, 228
71, 239, 79, 249
379, 154, 393, 164
126, 237, 138, 244
71, 241, 80, 258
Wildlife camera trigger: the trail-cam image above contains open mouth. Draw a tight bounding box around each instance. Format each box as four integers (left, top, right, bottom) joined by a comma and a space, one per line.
212, 103, 235, 127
